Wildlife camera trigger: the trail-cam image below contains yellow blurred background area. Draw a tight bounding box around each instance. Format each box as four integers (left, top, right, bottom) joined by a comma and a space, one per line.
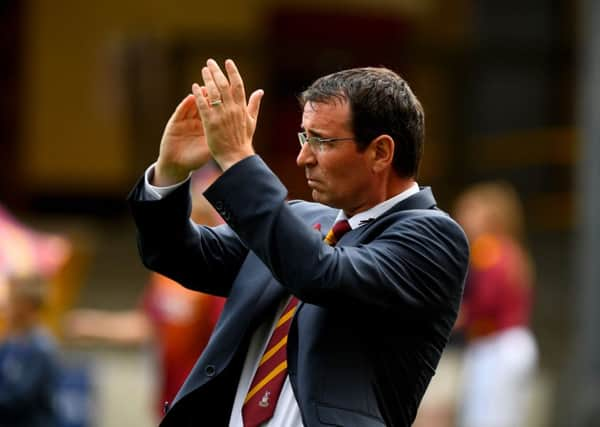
1, 0, 599, 426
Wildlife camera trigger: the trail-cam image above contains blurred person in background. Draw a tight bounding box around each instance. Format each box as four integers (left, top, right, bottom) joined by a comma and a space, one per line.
453, 181, 538, 427
128, 59, 469, 426
66, 164, 225, 417
0, 274, 61, 427
0, 203, 84, 426
0, 204, 71, 331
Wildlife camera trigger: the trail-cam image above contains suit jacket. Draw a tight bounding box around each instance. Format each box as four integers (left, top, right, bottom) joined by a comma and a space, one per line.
128, 156, 469, 427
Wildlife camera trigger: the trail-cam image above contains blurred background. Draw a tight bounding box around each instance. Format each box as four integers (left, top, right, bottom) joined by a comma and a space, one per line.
1, 0, 598, 426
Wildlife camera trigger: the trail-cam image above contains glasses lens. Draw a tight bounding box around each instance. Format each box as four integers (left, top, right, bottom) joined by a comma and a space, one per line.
298, 132, 306, 147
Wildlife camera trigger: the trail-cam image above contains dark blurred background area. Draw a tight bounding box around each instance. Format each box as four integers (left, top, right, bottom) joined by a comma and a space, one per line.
1, 0, 598, 426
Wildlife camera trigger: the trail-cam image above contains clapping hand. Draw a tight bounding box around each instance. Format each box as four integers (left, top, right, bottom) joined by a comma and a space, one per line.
192, 59, 264, 171
154, 93, 211, 186
153, 59, 263, 186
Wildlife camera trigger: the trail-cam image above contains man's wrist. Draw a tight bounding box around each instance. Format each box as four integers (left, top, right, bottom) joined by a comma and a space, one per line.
214, 149, 255, 172
153, 161, 192, 186
143, 163, 190, 200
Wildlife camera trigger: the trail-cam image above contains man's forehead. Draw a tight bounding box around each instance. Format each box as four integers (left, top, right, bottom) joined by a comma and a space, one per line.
301, 101, 350, 129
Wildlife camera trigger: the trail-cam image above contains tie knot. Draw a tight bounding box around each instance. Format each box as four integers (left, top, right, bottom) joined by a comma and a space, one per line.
324, 219, 351, 246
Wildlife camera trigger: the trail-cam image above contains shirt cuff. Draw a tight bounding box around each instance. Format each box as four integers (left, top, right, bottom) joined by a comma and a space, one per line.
143, 163, 191, 200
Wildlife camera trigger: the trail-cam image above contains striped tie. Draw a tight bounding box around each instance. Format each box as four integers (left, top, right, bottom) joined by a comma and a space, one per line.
324, 219, 352, 246
241, 219, 351, 427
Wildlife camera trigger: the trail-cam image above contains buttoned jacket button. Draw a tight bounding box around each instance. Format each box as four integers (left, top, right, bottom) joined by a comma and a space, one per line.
205, 364, 216, 376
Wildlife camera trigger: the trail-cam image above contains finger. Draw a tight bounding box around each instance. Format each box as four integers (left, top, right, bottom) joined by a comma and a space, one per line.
192, 82, 202, 96
183, 94, 199, 119
247, 89, 264, 120
207, 59, 233, 104
185, 105, 199, 119
225, 59, 246, 104
192, 82, 211, 117
201, 66, 222, 105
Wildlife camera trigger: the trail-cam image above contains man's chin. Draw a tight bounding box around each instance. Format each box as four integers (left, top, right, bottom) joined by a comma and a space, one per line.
311, 189, 321, 202
311, 190, 336, 208
311, 189, 326, 203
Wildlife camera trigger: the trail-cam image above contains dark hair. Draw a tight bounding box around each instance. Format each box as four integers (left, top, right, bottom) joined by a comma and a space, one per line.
299, 67, 424, 178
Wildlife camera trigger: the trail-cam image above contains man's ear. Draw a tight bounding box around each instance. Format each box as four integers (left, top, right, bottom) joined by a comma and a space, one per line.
370, 135, 395, 173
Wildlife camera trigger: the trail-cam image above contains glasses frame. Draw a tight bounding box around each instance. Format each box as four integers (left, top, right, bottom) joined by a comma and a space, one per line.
297, 131, 355, 152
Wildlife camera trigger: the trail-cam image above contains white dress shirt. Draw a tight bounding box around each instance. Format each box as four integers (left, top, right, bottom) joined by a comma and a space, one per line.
143, 163, 419, 426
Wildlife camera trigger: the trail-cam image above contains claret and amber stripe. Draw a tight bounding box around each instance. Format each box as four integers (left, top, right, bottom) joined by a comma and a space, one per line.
276, 305, 297, 328
259, 336, 288, 367
244, 360, 288, 403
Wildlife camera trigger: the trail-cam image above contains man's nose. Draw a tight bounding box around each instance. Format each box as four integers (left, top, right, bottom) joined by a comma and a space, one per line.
296, 143, 316, 167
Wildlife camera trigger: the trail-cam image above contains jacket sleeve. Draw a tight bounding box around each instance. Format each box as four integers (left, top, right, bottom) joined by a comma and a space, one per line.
128, 176, 248, 297
204, 156, 469, 311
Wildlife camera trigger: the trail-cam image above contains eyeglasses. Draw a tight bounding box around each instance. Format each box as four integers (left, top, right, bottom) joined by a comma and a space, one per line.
297, 131, 354, 152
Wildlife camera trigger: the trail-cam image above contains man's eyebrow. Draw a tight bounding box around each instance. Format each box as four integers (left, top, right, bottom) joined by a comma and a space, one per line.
302, 127, 325, 138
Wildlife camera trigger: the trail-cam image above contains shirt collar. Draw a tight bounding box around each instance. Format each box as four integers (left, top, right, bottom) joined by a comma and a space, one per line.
334, 182, 420, 230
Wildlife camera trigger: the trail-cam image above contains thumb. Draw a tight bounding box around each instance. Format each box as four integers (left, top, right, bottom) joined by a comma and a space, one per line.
247, 89, 264, 121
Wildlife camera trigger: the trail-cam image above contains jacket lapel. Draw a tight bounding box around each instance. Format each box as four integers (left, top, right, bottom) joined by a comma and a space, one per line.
385, 186, 437, 212
339, 187, 438, 245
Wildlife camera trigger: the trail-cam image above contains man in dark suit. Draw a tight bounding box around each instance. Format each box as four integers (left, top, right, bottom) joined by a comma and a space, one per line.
129, 59, 469, 426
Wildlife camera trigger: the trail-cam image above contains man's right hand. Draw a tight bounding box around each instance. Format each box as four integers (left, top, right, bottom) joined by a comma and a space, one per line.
154, 94, 212, 186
